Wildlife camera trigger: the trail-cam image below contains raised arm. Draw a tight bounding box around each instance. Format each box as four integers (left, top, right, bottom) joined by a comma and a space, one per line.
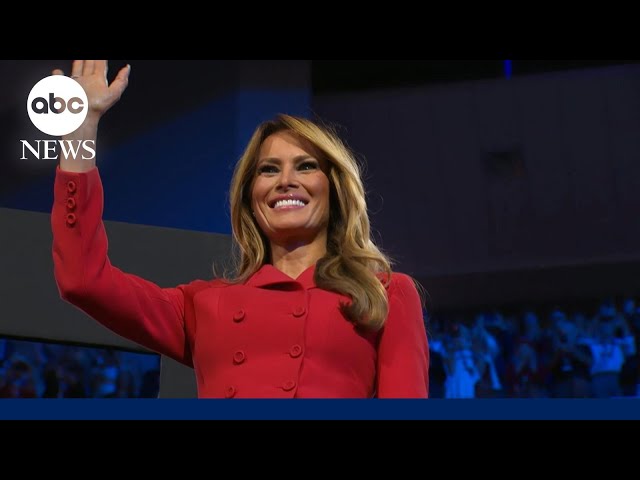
51, 60, 194, 366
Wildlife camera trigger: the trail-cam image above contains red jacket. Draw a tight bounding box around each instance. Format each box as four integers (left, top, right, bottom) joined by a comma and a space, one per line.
51, 166, 429, 398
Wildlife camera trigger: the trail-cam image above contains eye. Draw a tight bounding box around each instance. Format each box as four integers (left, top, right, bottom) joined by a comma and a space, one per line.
257, 165, 278, 175
299, 161, 318, 171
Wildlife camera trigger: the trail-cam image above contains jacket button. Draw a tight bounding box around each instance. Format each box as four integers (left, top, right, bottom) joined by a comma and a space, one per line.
233, 351, 246, 365
66, 181, 77, 194
224, 386, 236, 398
289, 345, 303, 358
282, 380, 297, 392
66, 213, 77, 226
66, 197, 76, 210
233, 310, 245, 323
293, 306, 306, 317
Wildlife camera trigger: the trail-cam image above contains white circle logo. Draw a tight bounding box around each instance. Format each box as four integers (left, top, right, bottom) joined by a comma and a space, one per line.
27, 75, 88, 136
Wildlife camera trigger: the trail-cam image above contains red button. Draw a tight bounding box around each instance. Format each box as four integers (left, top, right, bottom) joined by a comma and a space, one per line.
224, 386, 236, 398
66, 181, 77, 194
293, 306, 306, 317
282, 380, 297, 392
66, 197, 76, 210
289, 345, 303, 358
233, 351, 246, 364
66, 213, 77, 226
233, 310, 245, 323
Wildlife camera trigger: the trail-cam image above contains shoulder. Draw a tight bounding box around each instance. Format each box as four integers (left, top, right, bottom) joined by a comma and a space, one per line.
376, 271, 420, 295
390, 271, 417, 288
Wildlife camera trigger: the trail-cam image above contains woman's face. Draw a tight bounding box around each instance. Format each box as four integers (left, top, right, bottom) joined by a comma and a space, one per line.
251, 131, 331, 245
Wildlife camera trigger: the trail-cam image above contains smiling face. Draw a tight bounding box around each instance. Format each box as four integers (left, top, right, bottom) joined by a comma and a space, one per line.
251, 130, 331, 247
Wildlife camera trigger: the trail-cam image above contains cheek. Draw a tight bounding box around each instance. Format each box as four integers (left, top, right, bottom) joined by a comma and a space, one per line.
250, 180, 266, 207
318, 180, 331, 213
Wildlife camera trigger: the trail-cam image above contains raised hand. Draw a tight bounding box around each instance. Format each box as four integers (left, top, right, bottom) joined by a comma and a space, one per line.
52, 60, 130, 122
52, 60, 130, 171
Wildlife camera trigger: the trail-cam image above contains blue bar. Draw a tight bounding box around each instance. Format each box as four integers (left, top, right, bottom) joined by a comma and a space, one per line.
1, 399, 639, 420
504, 60, 512, 79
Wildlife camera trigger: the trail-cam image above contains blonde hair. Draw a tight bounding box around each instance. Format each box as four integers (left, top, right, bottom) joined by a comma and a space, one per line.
226, 114, 394, 331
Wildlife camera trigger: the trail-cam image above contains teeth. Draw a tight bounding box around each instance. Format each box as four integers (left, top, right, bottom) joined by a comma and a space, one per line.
274, 199, 306, 209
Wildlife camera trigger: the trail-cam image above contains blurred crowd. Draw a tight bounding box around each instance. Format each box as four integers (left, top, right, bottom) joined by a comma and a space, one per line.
0, 339, 160, 398
427, 297, 640, 399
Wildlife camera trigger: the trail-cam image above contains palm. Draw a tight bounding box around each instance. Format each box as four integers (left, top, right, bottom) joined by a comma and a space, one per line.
52, 60, 130, 118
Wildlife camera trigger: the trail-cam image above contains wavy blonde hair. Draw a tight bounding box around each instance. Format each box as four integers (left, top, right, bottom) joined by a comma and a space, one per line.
225, 114, 394, 331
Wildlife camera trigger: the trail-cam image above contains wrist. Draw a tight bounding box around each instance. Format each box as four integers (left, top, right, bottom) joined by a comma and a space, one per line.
62, 115, 100, 142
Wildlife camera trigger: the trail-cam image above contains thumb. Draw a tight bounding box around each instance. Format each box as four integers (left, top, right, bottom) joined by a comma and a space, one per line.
108, 64, 131, 100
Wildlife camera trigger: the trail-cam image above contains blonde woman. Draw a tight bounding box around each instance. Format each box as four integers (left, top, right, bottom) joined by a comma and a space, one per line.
51, 60, 429, 398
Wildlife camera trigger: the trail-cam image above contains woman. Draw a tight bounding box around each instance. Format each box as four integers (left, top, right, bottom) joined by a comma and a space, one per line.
51, 60, 429, 398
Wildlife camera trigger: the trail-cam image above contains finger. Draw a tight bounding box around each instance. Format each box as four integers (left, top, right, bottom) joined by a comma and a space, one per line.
109, 64, 131, 99
71, 60, 83, 78
82, 60, 96, 76
95, 60, 108, 81
52, 69, 64, 76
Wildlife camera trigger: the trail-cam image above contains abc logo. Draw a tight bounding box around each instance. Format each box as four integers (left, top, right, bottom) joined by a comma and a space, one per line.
27, 75, 88, 136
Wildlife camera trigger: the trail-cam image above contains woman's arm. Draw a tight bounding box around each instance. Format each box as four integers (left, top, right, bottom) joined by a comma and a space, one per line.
51, 60, 193, 366
375, 273, 430, 398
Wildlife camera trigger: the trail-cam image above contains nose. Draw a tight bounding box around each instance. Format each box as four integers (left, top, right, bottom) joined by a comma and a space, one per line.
277, 165, 299, 190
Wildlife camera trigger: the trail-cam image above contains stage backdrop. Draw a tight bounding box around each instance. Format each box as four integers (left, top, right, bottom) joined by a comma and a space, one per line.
312, 64, 640, 309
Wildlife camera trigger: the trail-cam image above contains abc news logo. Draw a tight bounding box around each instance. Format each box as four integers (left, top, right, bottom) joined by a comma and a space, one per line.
31, 92, 85, 114
21, 75, 95, 160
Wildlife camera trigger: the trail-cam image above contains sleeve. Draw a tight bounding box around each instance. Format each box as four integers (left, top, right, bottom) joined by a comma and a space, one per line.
51, 165, 193, 366
376, 273, 429, 398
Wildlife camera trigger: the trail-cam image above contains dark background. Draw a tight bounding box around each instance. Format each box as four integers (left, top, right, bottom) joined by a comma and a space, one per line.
312, 60, 640, 93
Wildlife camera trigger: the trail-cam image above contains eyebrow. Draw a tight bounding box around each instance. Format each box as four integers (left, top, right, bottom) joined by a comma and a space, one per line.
257, 155, 316, 165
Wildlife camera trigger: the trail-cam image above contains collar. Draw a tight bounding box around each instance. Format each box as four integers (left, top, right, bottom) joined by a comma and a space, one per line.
245, 263, 318, 290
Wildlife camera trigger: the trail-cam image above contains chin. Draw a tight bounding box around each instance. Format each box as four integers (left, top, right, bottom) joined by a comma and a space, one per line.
268, 223, 315, 238
271, 223, 308, 233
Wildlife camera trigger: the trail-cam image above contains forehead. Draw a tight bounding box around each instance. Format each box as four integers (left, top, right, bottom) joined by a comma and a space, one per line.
259, 131, 322, 160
